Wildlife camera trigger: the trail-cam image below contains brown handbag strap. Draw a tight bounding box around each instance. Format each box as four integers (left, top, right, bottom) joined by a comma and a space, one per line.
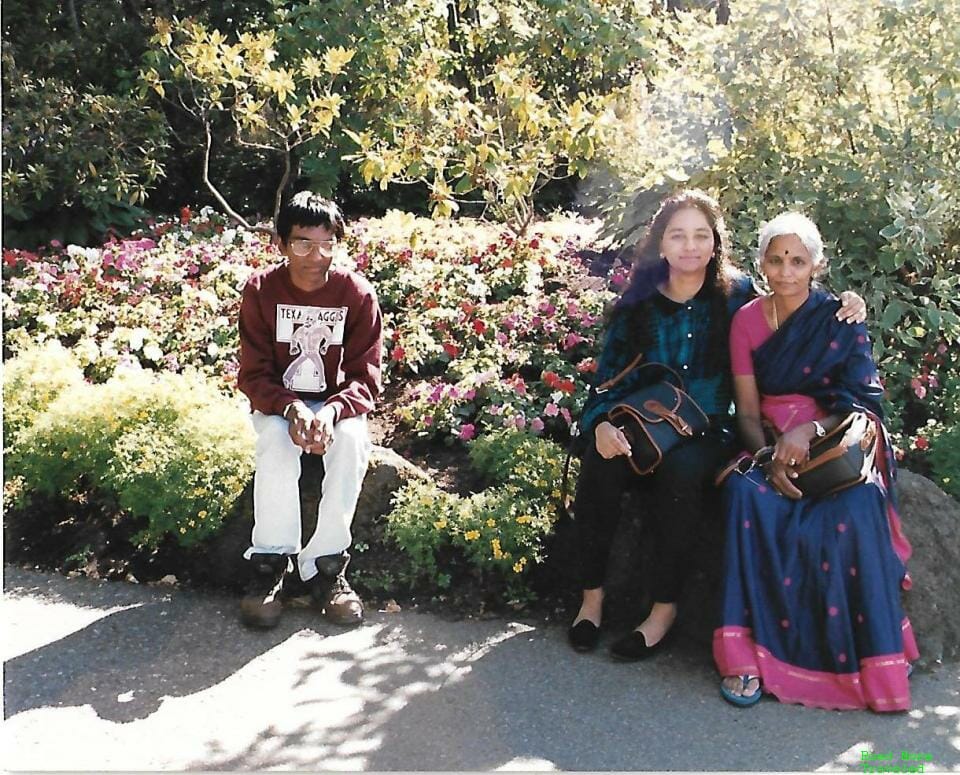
596, 359, 685, 393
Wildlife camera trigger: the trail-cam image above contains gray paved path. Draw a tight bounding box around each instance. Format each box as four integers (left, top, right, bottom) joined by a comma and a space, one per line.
3, 565, 959, 772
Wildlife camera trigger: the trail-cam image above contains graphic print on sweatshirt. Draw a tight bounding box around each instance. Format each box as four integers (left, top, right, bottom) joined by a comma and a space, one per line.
276, 305, 348, 392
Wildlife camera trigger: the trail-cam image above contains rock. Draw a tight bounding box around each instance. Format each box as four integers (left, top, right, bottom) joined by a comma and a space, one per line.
157, 574, 178, 586
353, 445, 431, 531
895, 470, 960, 665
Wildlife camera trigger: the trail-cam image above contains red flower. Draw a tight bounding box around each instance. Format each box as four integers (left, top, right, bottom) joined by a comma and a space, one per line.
179, 206, 192, 224
472, 319, 487, 335
460, 301, 476, 315
528, 238, 540, 249
542, 370, 560, 388
391, 345, 406, 362
557, 378, 576, 394
915, 437, 929, 451
443, 342, 460, 359
3, 250, 19, 267
500, 258, 514, 268
576, 358, 597, 373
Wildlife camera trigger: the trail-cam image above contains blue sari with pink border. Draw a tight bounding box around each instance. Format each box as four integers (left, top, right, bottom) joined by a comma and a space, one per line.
713, 289, 917, 711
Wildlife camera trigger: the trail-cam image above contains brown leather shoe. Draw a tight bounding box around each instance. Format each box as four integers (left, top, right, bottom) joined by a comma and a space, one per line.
310, 552, 364, 626
240, 553, 288, 629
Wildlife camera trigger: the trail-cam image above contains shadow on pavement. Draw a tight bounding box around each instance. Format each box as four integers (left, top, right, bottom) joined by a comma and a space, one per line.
4, 567, 326, 724
5, 566, 959, 771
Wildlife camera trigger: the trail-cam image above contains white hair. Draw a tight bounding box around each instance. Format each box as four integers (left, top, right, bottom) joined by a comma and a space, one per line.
756, 212, 826, 271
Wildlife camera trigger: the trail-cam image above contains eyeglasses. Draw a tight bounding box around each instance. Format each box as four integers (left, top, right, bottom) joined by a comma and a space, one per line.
288, 238, 337, 257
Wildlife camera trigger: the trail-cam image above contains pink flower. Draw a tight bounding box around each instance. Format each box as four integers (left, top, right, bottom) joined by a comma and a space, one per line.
544, 402, 560, 417
530, 417, 545, 433
464, 389, 476, 401
563, 333, 586, 351
560, 407, 572, 424
423, 416, 433, 427
496, 332, 508, 345
514, 415, 526, 430
428, 385, 444, 404
537, 301, 556, 316
459, 424, 476, 441
911, 378, 927, 400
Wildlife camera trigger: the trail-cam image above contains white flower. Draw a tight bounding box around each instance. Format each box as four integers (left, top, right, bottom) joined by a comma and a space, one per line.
143, 343, 163, 361
38, 312, 58, 329
196, 289, 218, 308
66, 244, 86, 257
207, 342, 220, 358
128, 328, 146, 351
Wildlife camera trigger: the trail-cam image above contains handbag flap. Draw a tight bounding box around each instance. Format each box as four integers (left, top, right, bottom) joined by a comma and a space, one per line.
616, 383, 684, 422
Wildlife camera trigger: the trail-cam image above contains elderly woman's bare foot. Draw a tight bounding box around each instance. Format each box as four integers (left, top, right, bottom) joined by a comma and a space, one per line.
720, 675, 761, 706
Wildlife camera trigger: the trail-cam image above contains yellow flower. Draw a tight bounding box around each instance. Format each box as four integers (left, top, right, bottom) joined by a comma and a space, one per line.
491, 538, 503, 559
516, 515, 533, 524
198, 510, 208, 519
486, 518, 496, 528
434, 518, 448, 530
464, 530, 480, 541
512, 561, 524, 573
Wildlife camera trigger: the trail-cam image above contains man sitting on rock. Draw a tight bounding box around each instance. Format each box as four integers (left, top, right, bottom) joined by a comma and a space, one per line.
237, 191, 382, 628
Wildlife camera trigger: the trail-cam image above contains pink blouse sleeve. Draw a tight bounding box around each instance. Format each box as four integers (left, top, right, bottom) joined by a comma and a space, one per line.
729, 306, 755, 376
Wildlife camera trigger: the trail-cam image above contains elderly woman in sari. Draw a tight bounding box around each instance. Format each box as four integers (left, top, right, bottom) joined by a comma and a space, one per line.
714, 212, 916, 711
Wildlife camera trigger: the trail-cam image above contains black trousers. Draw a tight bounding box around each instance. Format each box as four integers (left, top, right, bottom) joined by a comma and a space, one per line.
573, 432, 731, 603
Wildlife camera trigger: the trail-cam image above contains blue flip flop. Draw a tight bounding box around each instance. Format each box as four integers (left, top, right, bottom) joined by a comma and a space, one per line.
720, 675, 762, 707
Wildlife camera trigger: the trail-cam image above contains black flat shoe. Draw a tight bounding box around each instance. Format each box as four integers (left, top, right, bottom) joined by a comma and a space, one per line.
568, 619, 601, 653
609, 627, 674, 662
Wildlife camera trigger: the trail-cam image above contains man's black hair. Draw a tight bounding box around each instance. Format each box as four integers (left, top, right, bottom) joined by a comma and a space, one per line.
275, 191, 346, 243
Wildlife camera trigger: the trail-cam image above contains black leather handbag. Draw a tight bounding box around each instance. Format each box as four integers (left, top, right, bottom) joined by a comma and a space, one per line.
604, 362, 711, 475
716, 412, 878, 498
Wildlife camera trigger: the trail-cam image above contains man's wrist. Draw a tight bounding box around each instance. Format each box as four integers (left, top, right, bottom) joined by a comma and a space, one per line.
282, 400, 306, 420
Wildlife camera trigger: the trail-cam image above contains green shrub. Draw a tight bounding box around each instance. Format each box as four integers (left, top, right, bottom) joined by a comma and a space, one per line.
2, 51, 169, 248
929, 426, 960, 502
384, 429, 575, 603
7, 355, 255, 548
2, 340, 86, 449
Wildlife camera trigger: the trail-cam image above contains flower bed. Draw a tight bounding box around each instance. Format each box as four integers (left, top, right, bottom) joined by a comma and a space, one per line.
3, 208, 623, 448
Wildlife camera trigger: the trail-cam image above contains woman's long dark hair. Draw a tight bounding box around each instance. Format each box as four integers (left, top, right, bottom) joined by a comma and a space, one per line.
618, 188, 735, 308
613, 189, 741, 371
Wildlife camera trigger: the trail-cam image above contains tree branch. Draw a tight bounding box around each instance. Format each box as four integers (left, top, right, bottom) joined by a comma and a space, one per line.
202, 121, 273, 235
66, 0, 82, 38
273, 143, 293, 224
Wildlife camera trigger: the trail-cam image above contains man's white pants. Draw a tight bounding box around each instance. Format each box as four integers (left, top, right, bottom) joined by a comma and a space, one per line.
243, 402, 371, 582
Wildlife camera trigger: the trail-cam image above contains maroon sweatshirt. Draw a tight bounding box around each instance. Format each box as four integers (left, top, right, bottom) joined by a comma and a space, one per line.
238, 264, 382, 422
